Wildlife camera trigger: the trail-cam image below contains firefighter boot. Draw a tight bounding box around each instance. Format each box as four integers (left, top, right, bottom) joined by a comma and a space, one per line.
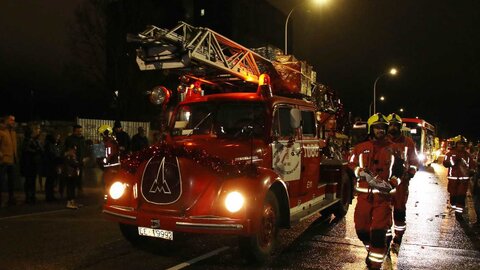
391, 236, 402, 254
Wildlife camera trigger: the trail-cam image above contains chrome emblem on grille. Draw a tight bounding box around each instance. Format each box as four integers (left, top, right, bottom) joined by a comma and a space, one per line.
149, 157, 172, 195
141, 156, 182, 205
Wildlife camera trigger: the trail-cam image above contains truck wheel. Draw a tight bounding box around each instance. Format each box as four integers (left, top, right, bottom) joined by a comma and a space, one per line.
119, 223, 148, 246
239, 191, 279, 263
333, 172, 352, 219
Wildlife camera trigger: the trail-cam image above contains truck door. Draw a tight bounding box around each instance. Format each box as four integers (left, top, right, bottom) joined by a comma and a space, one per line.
299, 109, 320, 196
271, 105, 302, 199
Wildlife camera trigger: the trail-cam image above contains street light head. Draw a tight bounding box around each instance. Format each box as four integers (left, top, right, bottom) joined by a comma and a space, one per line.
389, 68, 398, 76
313, 0, 329, 5
380, 96, 385, 101
399, 108, 404, 112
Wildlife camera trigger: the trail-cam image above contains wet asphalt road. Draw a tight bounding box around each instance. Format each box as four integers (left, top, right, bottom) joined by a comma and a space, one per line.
1, 163, 480, 270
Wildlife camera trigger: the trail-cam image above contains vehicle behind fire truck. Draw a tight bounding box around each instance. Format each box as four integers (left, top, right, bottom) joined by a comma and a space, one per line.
102, 22, 354, 262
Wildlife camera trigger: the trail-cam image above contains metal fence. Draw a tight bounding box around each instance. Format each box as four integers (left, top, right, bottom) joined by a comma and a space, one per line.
77, 118, 150, 143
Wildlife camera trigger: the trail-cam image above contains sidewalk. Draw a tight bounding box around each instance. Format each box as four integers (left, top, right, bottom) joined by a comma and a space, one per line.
0, 168, 105, 218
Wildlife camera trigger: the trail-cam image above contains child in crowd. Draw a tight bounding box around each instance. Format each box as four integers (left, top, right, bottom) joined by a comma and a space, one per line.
64, 146, 80, 209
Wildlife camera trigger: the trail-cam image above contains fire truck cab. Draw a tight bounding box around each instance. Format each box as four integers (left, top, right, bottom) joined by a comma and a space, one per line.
103, 22, 354, 262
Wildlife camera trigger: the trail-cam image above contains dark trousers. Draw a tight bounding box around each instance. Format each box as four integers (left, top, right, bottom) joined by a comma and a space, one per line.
0, 164, 16, 202
24, 174, 37, 202
76, 167, 84, 193
45, 172, 58, 201
66, 176, 76, 201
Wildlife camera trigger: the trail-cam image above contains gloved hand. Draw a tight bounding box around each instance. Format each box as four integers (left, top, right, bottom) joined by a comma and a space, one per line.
359, 171, 392, 193
407, 167, 416, 179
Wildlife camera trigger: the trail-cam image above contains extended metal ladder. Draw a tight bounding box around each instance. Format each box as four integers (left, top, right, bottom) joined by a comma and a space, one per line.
128, 21, 278, 84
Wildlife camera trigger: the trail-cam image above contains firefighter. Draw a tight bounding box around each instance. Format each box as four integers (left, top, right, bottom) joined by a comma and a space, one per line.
97, 125, 120, 169
386, 113, 418, 253
348, 113, 400, 270
442, 136, 477, 221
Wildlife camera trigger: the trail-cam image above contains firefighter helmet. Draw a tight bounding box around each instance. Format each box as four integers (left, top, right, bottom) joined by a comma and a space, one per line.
387, 113, 402, 125
456, 136, 468, 145
98, 124, 113, 136
367, 113, 388, 134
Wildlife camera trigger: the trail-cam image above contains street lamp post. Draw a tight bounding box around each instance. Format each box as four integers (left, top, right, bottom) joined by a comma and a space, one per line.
284, 0, 329, 55
369, 96, 385, 116
372, 68, 397, 115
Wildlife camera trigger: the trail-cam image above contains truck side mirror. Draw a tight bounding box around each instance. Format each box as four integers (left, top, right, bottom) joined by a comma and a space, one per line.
290, 108, 301, 129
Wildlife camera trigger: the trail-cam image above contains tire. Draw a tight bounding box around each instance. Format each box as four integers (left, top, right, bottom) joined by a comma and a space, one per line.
333, 171, 352, 219
239, 191, 280, 263
118, 223, 148, 246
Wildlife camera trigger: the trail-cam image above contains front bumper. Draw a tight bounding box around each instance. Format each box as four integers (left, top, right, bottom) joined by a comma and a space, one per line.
103, 206, 252, 235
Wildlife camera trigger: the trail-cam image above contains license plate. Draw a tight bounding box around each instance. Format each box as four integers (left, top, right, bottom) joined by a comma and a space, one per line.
138, 227, 173, 240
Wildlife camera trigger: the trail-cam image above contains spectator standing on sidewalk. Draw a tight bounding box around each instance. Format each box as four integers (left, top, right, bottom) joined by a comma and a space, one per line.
64, 125, 86, 195
43, 133, 63, 202
113, 120, 130, 155
131, 126, 148, 152
63, 145, 80, 209
0, 115, 18, 206
20, 124, 43, 204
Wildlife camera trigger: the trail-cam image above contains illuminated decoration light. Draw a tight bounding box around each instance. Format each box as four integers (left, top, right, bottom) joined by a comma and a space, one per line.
410, 129, 417, 134
225, 191, 245, 213
109, 181, 126, 199
417, 153, 426, 162
258, 74, 270, 86
177, 84, 187, 93
257, 73, 272, 97
193, 82, 202, 94
120, 142, 258, 176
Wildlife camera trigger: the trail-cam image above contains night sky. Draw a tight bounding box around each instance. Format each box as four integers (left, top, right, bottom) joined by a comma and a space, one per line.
1, 0, 479, 141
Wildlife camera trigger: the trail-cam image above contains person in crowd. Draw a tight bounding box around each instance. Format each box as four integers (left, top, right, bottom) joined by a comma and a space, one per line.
113, 120, 130, 154
443, 136, 477, 221
386, 113, 418, 253
63, 145, 80, 209
96, 125, 120, 170
43, 133, 63, 202
348, 113, 401, 270
130, 126, 149, 152
20, 124, 43, 204
64, 124, 86, 195
0, 115, 18, 206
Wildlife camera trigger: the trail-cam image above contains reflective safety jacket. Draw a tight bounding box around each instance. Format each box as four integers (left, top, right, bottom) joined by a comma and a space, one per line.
98, 137, 120, 168
387, 134, 418, 178
348, 138, 399, 194
443, 149, 476, 180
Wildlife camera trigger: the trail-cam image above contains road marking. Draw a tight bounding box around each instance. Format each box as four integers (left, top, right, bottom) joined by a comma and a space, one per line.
166, 246, 230, 270
0, 209, 70, 221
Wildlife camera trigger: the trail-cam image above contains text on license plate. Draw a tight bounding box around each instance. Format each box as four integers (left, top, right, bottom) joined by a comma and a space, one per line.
138, 227, 173, 240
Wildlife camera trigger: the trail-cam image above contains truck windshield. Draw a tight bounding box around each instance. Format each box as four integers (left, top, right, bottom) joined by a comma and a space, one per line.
171, 102, 266, 138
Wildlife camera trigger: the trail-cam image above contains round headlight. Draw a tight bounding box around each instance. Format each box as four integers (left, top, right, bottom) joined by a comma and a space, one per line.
148, 86, 171, 106
225, 191, 245, 213
109, 181, 126, 200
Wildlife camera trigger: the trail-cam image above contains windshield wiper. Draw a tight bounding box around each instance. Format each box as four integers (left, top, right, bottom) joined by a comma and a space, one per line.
186, 112, 212, 136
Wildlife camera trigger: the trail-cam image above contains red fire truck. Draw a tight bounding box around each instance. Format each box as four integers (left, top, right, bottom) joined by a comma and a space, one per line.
102, 22, 354, 262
